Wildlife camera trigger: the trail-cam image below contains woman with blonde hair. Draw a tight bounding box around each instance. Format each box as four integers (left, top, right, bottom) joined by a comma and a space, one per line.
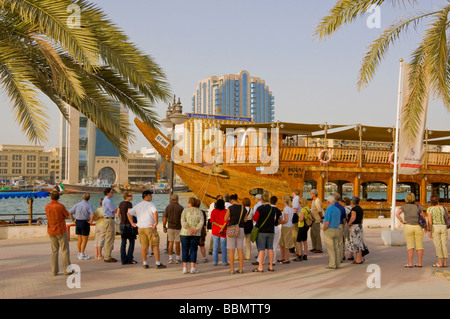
278, 195, 295, 264
427, 194, 448, 268
396, 193, 426, 268
294, 197, 310, 261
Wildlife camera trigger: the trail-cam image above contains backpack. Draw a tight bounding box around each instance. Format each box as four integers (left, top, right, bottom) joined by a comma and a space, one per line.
304, 207, 314, 227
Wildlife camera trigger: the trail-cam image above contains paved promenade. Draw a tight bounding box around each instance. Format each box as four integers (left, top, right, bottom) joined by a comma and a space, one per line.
0, 227, 449, 300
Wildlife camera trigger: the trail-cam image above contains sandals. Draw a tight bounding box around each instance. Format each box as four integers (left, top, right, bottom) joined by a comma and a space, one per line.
252, 268, 264, 273
404, 264, 413, 268
267, 268, 274, 272
432, 264, 442, 268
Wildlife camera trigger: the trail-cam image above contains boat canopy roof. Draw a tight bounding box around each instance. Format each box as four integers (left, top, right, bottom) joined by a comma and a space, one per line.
218, 121, 450, 145
0, 191, 49, 200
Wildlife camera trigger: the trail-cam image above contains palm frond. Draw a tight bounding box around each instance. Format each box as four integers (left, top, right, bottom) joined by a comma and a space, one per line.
314, 0, 418, 40
421, 4, 450, 108
74, 0, 171, 103
314, 0, 385, 40
358, 11, 436, 90
0, 41, 48, 143
0, 0, 100, 70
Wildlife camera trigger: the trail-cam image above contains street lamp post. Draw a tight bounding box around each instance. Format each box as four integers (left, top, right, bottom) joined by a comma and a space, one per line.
162, 96, 187, 196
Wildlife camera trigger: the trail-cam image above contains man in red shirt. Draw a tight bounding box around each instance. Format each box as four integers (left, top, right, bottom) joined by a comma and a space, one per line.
45, 191, 74, 276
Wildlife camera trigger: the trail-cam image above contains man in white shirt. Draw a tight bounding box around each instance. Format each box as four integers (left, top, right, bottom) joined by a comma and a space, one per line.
128, 190, 166, 269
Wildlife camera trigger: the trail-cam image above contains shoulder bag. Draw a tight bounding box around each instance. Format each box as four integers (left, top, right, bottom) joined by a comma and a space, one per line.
250, 207, 272, 243
244, 207, 254, 235
227, 205, 244, 238
417, 204, 427, 228
443, 206, 450, 229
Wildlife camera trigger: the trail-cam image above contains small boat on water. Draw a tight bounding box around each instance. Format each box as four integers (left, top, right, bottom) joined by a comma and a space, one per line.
62, 182, 121, 194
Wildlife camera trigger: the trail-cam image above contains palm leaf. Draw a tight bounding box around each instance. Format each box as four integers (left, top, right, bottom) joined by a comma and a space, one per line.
0, 40, 48, 143
0, 0, 100, 70
421, 4, 450, 108
358, 11, 436, 90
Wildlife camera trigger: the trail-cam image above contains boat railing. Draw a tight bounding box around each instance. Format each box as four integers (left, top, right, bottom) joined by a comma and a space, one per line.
0, 213, 47, 226
207, 145, 450, 167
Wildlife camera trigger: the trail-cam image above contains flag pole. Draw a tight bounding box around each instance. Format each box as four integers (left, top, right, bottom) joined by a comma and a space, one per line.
391, 58, 404, 230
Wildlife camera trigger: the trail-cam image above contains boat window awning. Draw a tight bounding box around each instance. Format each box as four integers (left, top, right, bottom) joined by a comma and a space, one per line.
312, 125, 396, 143
217, 122, 450, 145
0, 191, 49, 200
218, 122, 347, 136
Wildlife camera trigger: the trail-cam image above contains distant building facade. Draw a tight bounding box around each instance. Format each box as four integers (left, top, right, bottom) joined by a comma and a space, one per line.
59, 102, 128, 185
192, 70, 275, 123
127, 152, 156, 183
0, 145, 59, 182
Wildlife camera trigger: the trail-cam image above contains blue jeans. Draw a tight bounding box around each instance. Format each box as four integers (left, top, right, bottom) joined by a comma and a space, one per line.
212, 235, 228, 265
180, 235, 200, 263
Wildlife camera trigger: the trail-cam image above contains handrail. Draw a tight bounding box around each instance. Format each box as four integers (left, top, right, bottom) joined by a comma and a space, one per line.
279, 146, 450, 167
0, 213, 48, 226
203, 144, 450, 167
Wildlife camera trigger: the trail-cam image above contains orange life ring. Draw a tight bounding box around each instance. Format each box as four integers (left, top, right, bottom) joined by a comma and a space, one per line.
389, 152, 395, 165
318, 149, 332, 164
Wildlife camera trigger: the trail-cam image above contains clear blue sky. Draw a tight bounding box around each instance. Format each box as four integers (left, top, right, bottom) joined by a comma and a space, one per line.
1, 0, 449, 151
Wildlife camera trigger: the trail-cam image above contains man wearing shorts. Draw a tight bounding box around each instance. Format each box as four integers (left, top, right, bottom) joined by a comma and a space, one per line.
128, 190, 166, 269
163, 194, 184, 264
69, 193, 95, 260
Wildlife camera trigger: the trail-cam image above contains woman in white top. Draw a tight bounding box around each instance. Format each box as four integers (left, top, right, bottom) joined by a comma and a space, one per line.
278, 195, 295, 263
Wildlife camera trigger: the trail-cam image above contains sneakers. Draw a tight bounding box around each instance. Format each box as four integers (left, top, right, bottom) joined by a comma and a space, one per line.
203, 258, 208, 263
175, 259, 181, 264
168, 259, 173, 264
183, 268, 189, 274
77, 253, 90, 260
143, 264, 149, 269
190, 268, 198, 274
156, 263, 167, 269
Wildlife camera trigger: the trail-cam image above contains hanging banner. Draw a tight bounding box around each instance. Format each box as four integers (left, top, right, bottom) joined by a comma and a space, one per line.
398, 63, 429, 175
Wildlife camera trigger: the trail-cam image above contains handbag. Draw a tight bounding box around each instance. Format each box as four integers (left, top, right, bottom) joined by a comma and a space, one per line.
250, 207, 272, 243
443, 207, 450, 229
417, 205, 427, 228
244, 208, 253, 235
227, 205, 244, 237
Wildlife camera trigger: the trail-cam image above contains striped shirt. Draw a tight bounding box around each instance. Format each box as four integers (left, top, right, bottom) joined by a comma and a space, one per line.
45, 200, 70, 236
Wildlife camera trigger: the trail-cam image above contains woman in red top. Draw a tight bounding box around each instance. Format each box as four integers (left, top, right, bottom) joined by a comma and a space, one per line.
210, 199, 229, 266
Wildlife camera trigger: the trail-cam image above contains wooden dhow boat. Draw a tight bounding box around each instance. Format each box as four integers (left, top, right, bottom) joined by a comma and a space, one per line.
135, 118, 450, 216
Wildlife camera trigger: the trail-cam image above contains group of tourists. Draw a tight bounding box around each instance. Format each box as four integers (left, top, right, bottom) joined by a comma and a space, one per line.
44, 187, 449, 277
